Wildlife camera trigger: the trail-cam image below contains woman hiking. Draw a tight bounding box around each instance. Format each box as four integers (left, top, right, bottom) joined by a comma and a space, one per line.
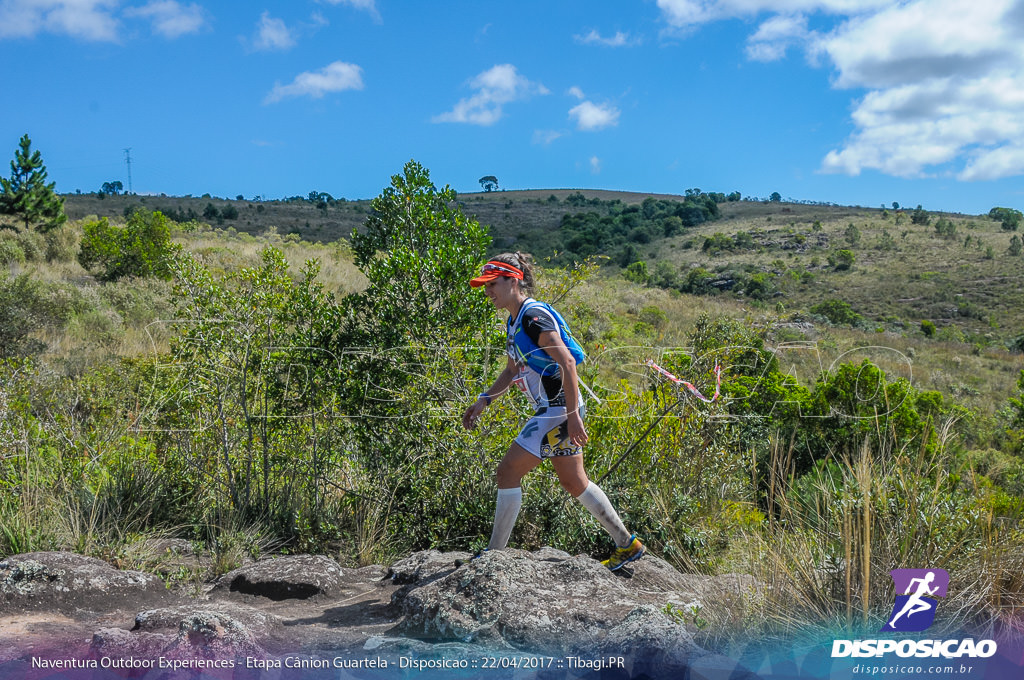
461, 252, 645, 571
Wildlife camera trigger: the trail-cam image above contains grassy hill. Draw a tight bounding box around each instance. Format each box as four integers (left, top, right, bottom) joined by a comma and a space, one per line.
63, 188, 1024, 349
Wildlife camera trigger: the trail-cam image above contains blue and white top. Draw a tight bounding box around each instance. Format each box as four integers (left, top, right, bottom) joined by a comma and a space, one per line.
506, 299, 583, 411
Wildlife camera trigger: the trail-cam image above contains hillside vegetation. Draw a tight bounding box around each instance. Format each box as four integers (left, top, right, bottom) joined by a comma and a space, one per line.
2, 166, 1023, 648
64, 188, 1024, 348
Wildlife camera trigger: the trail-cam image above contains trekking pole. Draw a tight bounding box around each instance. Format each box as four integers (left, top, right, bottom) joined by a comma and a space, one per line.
595, 361, 721, 485
595, 396, 684, 485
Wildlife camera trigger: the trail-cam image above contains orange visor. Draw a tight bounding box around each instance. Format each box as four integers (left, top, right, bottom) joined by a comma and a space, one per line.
469, 261, 524, 287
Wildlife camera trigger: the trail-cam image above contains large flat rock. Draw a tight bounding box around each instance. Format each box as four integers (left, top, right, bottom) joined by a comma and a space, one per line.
0, 552, 172, 615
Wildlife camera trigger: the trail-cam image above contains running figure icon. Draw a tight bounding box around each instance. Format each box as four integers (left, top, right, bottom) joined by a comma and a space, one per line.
888, 572, 939, 628
882, 568, 949, 632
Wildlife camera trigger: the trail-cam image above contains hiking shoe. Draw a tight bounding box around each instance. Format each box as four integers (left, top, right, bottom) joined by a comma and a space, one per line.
602, 536, 645, 571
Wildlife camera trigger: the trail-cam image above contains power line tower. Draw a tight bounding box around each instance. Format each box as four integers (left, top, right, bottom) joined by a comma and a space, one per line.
123, 148, 133, 195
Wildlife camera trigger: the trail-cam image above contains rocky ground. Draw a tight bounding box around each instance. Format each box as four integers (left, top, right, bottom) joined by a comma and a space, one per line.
0, 547, 760, 679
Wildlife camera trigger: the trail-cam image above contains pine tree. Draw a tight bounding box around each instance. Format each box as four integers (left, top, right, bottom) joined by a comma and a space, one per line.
0, 134, 66, 232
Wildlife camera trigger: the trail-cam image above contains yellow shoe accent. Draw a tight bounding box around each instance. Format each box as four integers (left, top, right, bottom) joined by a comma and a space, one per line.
601, 536, 645, 571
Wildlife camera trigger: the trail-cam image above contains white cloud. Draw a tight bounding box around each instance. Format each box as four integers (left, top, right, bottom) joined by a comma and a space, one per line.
574, 29, 637, 47
657, 0, 890, 31
569, 100, 620, 131
658, 0, 1024, 181
567, 86, 586, 100
124, 1, 205, 38
251, 11, 295, 51
0, 0, 206, 41
433, 64, 548, 126
0, 0, 120, 41
264, 61, 364, 104
321, 0, 380, 23
590, 156, 602, 174
961, 145, 1024, 182
533, 129, 564, 145
745, 14, 809, 62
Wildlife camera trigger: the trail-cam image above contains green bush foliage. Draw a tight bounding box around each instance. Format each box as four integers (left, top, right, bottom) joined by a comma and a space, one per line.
0, 235, 25, 264
623, 261, 649, 284
78, 209, 181, 281
0, 273, 90, 358
989, 206, 1022, 231
1009, 235, 1022, 256
827, 248, 856, 270
844, 223, 861, 245
44, 224, 79, 262
810, 299, 863, 326
934, 218, 957, 239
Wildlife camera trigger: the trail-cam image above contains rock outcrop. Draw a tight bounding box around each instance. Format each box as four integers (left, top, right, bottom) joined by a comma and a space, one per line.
388, 547, 754, 677
211, 554, 347, 600
0, 552, 172, 614
92, 604, 274, 659
0, 547, 759, 679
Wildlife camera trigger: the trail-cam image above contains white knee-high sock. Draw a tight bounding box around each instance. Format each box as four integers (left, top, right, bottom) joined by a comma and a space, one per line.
577, 482, 633, 547
487, 487, 523, 550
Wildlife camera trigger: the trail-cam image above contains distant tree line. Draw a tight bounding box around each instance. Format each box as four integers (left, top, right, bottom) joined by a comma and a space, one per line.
553, 189, 730, 264
279, 190, 347, 206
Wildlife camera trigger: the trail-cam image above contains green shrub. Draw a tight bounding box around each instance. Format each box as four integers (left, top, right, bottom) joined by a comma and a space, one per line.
934, 218, 957, 239
844, 223, 860, 245
702, 232, 734, 255
638, 305, 668, 329
989, 206, 1022, 231
810, 299, 862, 326
15, 229, 45, 261
1009, 235, 1022, 256
744, 272, 774, 300
0, 273, 47, 357
827, 249, 856, 270
623, 261, 650, 284
650, 260, 678, 288
0, 273, 90, 357
98, 278, 173, 325
682, 267, 715, 294
44, 224, 79, 262
0, 234, 26, 264
78, 209, 180, 281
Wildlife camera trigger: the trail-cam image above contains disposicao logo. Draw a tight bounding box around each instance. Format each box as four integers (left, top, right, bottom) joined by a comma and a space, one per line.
831, 568, 998, 659
882, 568, 948, 633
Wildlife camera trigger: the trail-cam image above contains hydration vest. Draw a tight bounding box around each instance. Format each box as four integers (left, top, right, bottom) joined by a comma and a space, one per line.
507, 299, 586, 377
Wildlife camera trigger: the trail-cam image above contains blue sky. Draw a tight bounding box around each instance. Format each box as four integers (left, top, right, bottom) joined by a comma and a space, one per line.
3, 0, 1024, 214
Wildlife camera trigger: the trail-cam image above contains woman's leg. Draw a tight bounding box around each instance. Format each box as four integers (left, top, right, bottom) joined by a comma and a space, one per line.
496, 441, 542, 489
550, 455, 633, 548
488, 442, 541, 549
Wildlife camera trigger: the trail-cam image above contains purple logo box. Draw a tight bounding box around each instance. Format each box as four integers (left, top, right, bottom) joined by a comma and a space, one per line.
890, 569, 949, 598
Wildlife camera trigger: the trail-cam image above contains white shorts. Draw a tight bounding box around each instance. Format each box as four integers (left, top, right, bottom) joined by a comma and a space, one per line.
514, 405, 585, 459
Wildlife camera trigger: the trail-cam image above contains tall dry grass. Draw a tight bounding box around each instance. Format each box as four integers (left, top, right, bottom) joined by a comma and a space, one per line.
720, 418, 1021, 645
